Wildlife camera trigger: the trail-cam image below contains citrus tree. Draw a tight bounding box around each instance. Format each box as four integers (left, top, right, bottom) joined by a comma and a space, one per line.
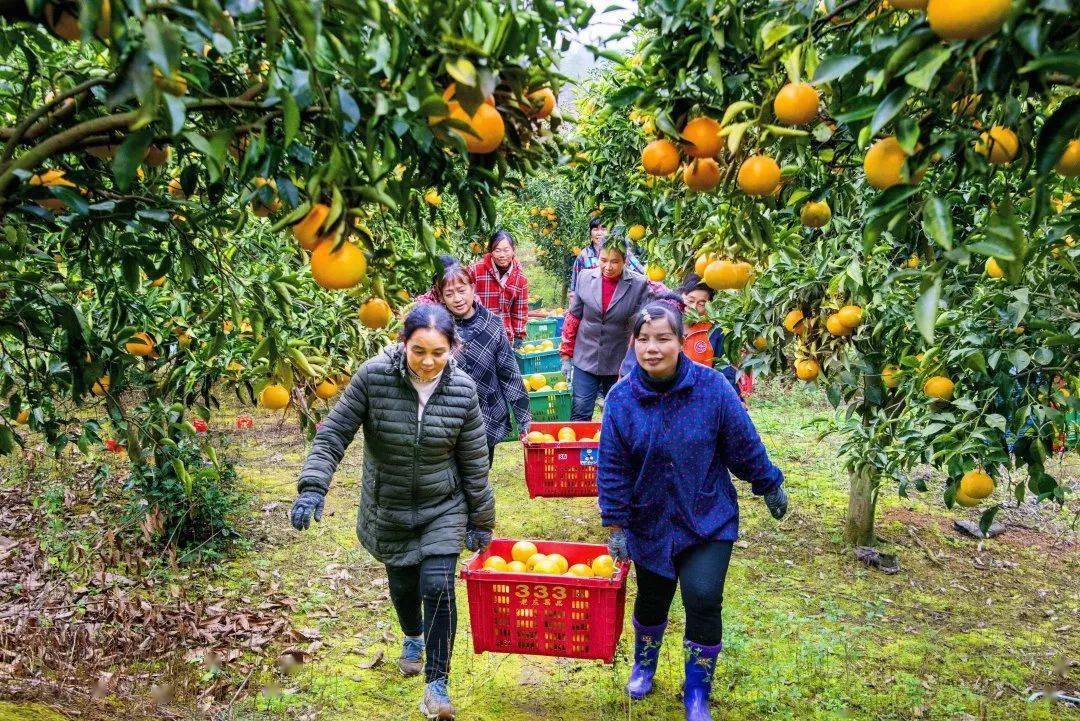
0, 0, 589, 544
569, 0, 1079, 547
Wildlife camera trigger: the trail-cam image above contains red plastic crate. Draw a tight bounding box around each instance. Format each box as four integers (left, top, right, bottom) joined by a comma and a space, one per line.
523, 421, 601, 497
461, 538, 629, 663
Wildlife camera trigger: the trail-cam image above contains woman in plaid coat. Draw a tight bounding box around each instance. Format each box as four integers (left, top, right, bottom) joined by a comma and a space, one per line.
434, 256, 531, 462
471, 230, 529, 346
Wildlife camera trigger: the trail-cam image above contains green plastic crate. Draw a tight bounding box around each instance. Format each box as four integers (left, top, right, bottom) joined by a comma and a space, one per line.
517, 348, 562, 374
525, 371, 572, 422
526, 317, 558, 340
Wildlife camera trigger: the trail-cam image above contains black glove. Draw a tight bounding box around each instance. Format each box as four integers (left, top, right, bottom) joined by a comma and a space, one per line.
561, 357, 573, 383
607, 527, 629, 563
290, 491, 325, 530
464, 525, 493, 553
764, 486, 788, 520
513, 337, 524, 350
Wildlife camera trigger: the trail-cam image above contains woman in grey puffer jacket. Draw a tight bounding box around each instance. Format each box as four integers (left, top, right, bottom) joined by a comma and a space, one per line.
290, 304, 493, 720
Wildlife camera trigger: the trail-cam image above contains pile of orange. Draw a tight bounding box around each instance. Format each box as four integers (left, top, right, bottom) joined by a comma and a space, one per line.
480, 541, 616, 579
526, 427, 600, 444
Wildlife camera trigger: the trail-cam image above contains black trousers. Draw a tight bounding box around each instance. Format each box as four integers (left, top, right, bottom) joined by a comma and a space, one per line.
386, 554, 459, 682
633, 541, 733, 646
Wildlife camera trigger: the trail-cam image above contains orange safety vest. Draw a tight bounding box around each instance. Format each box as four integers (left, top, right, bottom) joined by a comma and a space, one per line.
683, 322, 716, 366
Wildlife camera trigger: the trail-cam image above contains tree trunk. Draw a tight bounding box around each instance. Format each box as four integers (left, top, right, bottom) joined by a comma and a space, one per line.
844, 467, 878, 547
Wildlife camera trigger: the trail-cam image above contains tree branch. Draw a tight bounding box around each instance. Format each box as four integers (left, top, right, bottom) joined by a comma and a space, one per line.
0, 75, 113, 156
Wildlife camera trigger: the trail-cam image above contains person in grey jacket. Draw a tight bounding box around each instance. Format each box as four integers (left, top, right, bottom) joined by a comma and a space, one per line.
290, 304, 493, 720
559, 237, 654, 420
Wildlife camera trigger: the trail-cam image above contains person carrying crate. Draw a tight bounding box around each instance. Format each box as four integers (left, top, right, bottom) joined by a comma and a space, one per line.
597, 301, 788, 721
433, 255, 532, 462
560, 235, 653, 421
289, 304, 494, 720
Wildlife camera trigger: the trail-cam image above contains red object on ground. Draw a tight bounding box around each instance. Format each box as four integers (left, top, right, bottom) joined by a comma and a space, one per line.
192, 418, 208, 433
461, 538, 629, 663
522, 421, 601, 497
235, 415, 254, 430
104, 439, 124, 453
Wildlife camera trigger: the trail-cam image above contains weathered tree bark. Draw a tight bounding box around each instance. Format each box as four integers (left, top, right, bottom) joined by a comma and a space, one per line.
844, 467, 878, 547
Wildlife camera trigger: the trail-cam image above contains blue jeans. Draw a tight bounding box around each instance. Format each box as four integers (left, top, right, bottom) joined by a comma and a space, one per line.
634, 541, 733, 646
571, 366, 617, 421
386, 554, 458, 682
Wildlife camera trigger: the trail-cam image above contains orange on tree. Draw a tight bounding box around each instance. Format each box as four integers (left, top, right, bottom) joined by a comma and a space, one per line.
753, 335, 768, 351
906, 255, 920, 269
14, 409, 30, 425
44, 0, 110, 42
737, 155, 781, 196
292, 203, 332, 250
260, 383, 291, 410
124, 331, 156, 357
152, 67, 188, 96
800, 200, 831, 228
795, 358, 821, 382
923, 375, 955, 400
836, 305, 864, 329
252, 177, 280, 217
959, 469, 994, 500
985, 257, 1005, 278
429, 85, 505, 154
773, 82, 820, 126
864, 136, 914, 190
315, 379, 338, 400
143, 145, 170, 167
881, 365, 901, 389
310, 240, 368, 290
628, 224, 646, 241
511, 540, 538, 564
1054, 139, 1080, 177
167, 177, 186, 199
927, 0, 1011, 41
954, 489, 979, 507
683, 158, 721, 192
423, 188, 441, 206
358, 298, 393, 329
826, 314, 853, 337
646, 265, 667, 282
642, 138, 681, 176
694, 253, 717, 276
782, 309, 806, 334
591, 554, 615, 579
91, 375, 110, 396
681, 116, 722, 158
149, 276, 166, 287
527, 87, 557, 119
975, 126, 1019, 164
704, 260, 752, 290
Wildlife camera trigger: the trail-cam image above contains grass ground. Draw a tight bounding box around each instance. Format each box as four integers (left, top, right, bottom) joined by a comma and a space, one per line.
4, 382, 1078, 720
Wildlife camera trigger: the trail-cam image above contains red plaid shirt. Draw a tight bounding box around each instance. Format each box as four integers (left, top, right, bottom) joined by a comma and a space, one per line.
472, 254, 529, 342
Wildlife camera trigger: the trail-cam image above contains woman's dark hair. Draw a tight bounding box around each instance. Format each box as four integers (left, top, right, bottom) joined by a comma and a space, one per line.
588, 217, 604, 230
633, 300, 685, 341
401, 303, 458, 346
600, 235, 628, 258
678, 273, 715, 299
432, 255, 476, 297
487, 229, 515, 254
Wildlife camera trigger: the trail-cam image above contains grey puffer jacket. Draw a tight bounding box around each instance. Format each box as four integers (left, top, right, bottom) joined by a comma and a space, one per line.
297, 343, 494, 566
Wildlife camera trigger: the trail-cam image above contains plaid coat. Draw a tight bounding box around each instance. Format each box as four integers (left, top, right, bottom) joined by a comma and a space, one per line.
454, 303, 531, 445
473, 254, 529, 342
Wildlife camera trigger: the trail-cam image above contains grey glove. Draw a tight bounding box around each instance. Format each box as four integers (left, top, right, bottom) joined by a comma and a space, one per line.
464, 525, 493, 553
764, 486, 788, 520
290, 491, 325, 530
561, 357, 573, 383
606, 527, 629, 563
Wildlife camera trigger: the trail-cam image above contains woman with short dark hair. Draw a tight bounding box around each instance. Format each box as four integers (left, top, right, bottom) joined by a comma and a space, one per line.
290, 304, 493, 719
598, 301, 788, 721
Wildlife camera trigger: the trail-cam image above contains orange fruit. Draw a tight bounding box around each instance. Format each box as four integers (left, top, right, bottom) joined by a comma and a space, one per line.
149, 276, 166, 287
14, 409, 30, 425
124, 331, 156, 357
704, 260, 737, 290
315, 379, 338, 400
430, 86, 505, 154
646, 265, 667, 282
864, 136, 912, 190
505, 560, 527, 573
358, 298, 393, 329
483, 555, 509, 571
836, 305, 864, 329
310, 240, 367, 290
881, 365, 901, 389
906, 255, 920, 269
30, 169, 77, 188
527, 88, 556, 119
975, 126, 1019, 165
773, 82, 820, 126
152, 68, 188, 96
683, 158, 721, 192
252, 177, 280, 217
985, 257, 1005, 278
800, 200, 831, 228
91, 375, 110, 396
681, 117, 722, 159
642, 139, 681, 176
260, 383, 290, 410
525, 553, 547, 572
533, 557, 562, 575
167, 177, 186, 199
547, 553, 569, 574
292, 203, 332, 250
826, 314, 852, 337
511, 541, 538, 564
591, 554, 615, 579
959, 469, 994, 500
45, 0, 109, 41
737, 155, 781, 196
923, 375, 954, 400
526, 430, 546, 444
1054, 140, 1080, 177
795, 358, 821, 381
753, 335, 768, 351
927, 0, 1010, 40
694, 253, 717, 277
557, 426, 577, 442
542, 433, 556, 443
628, 224, 646, 241
567, 563, 594, 578
954, 489, 979, 507
143, 145, 170, 167
782, 309, 806, 334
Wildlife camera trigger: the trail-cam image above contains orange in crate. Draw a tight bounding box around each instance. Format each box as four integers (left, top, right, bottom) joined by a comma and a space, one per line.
522, 421, 601, 497
461, 538, 629, 663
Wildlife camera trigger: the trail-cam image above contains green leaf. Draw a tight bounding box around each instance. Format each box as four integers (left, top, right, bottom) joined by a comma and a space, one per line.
978, 506, 1001, 536
904, 46, 952, 91
163, 94, 186, 135
0, 426, 13, 455
282, 92, 300, 148
922, 196, 953, 250
707, 51, 724, 90
870, 86, 912, 136
1009, 349, 1032, 372
760, 21, 796, 50
608, 84, 643, 108
965, 238, 1017, 261
1019, 52, 1080, 76
812, 55, 863, 85
112, 128, 154, 192
916, 274, 942, 345
446, 56, 478, 87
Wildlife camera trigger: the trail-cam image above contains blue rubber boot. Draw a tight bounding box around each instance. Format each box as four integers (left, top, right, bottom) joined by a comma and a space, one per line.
626, 617, 667, 700
682, 639, 722, 721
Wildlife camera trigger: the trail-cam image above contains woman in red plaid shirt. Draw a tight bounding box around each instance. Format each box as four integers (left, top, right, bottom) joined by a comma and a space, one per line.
467, 230, 529, 347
